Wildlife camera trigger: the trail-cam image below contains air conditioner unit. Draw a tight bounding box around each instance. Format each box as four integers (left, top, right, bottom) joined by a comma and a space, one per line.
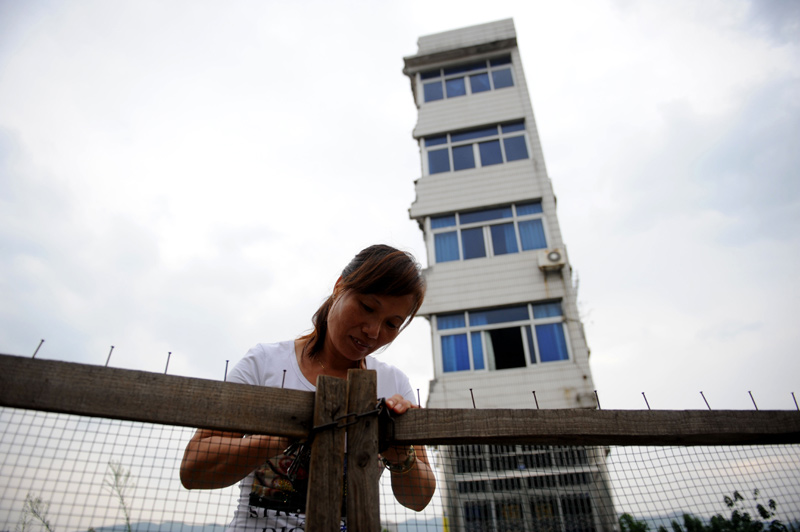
537, 248, 566, 271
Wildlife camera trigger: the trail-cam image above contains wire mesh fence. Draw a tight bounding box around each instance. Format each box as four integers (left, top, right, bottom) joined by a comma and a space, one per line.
3, 407, 799, 532
411, 443, 800, 532
0, 408, 238, 532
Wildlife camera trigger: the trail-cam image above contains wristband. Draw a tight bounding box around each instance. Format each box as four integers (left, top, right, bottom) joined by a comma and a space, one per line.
381, 445, 416, 474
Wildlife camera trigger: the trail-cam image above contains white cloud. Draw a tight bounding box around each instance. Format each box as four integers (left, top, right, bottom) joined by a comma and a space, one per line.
1, 0, 798, 410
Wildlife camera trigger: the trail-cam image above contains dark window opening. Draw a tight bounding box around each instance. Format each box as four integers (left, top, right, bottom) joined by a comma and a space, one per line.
490, 327, 527, 369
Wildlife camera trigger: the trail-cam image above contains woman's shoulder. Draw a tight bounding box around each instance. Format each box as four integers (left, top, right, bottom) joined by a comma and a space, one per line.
247, 340, 295, 359
366, 356, 402, 375
228, 340, 296, 385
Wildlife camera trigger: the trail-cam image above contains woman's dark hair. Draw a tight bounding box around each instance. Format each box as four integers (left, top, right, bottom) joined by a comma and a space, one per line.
300, 244, 426, 359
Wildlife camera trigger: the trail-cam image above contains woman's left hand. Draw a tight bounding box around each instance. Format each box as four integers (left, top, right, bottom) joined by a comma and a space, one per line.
385, 393, 417, 415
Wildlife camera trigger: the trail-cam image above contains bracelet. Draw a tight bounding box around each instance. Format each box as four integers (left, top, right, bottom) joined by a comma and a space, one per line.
381, 445, 416, 474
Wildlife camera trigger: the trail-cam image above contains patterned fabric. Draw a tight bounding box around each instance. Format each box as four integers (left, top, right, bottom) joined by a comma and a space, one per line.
249, 443, 311, 515
248, 443, 348, 518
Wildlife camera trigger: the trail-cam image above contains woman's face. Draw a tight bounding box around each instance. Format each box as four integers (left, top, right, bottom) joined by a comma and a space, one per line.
325, 289, 415, 363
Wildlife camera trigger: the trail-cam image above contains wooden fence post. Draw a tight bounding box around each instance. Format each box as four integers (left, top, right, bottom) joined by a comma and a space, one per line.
346, 369, 380, 532
305, 375, 347, 531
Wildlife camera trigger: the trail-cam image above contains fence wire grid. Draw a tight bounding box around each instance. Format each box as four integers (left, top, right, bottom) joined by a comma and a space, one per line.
2, 407, 799, 532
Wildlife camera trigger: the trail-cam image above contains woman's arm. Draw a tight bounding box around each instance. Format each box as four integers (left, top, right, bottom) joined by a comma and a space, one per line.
382, 395, 436, 511
383, 444, 436, 511
180, 429, 289, 490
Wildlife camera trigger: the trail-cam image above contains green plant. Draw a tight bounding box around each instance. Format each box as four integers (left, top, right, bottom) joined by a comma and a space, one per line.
653, 490, 788, 532
621, 513, 650, 532
707, 490, 787, 532
103, 461, 135, 532
16, 494, 54, 532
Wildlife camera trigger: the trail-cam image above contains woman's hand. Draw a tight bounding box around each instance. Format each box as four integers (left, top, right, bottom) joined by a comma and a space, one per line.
385, 393, 416, 414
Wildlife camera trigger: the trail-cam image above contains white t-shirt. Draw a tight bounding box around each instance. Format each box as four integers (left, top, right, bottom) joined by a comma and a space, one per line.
225, 340, 416, 532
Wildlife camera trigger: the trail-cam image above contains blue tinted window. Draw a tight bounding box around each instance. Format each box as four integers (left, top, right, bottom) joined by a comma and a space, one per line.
425, 135, 447, 147
478, 140, 503, 166
519, 219, 547, 250
516, 202, 543, 216
451, 126, 497, 143
461, 207, 512, 224
446, 77, 467, 98
428, 148, 450, 174
431, 215, 456, 228
470, 306, 529, 326
471, 331, 484, 370
470, 73, 491, 93
421, 70, 441, 80
533, 302, 563, 319
452, 145, 476, 171
490, 55, 511, 66
490, 223, 519, 255
536, 324, 568, 362
444, 61, 486, 76
461, 228, 486, 260
525, 326, 536, 364
423, 81, 444, 102
442, 334, 470, 372
492, 68, 514, 89
502, 122, 525, 133
504, 136, 529, 161
438, 312, 466, 329
434, 232, 460, 263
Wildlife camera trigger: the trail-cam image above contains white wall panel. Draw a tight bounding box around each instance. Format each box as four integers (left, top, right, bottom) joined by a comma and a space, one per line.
414, 90, 527, 138
418, 253, 568, 315
416, 18, 516, 56
410, 162, 547, 218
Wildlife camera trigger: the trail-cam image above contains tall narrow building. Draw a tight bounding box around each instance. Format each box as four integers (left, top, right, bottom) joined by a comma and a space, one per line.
403, 19, 616, 531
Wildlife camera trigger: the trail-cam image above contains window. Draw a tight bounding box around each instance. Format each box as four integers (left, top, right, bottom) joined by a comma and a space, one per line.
492, 477, 522, 491
424, 122, 529, 174
437, 301, 570, 373
421, 55, 514, 103
496, 499, 525, 532
430, 201, 547, 263
463, 501, 492, 532
455, 444, 484, 457
554, 447, 589, 467
562, 494, 596, 532
458, 480, 488, 494
531, 496, 563, 532
456, 457, 486, 474
559, 472, 593, 486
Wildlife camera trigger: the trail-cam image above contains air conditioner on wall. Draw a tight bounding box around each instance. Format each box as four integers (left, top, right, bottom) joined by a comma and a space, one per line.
537, 248, 566, 271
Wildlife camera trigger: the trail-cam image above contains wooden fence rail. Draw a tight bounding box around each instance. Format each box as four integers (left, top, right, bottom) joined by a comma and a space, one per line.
2, 354, 800, 530
3, 355, 799, 447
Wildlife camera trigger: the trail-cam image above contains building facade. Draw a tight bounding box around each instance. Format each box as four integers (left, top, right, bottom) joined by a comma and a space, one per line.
403, 19, 616, 532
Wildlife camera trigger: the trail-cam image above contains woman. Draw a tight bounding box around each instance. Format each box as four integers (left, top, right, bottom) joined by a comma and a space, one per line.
180, 244, 436, 530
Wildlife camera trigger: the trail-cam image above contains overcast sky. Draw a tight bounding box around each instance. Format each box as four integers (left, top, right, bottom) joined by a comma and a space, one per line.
1, 0, 798, 412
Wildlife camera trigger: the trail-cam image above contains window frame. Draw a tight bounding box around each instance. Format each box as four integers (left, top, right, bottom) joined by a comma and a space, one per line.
435, 301, 571, 374
419, 55, 515, 104
422, 121, 531, 175
429, 201, 548, 264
